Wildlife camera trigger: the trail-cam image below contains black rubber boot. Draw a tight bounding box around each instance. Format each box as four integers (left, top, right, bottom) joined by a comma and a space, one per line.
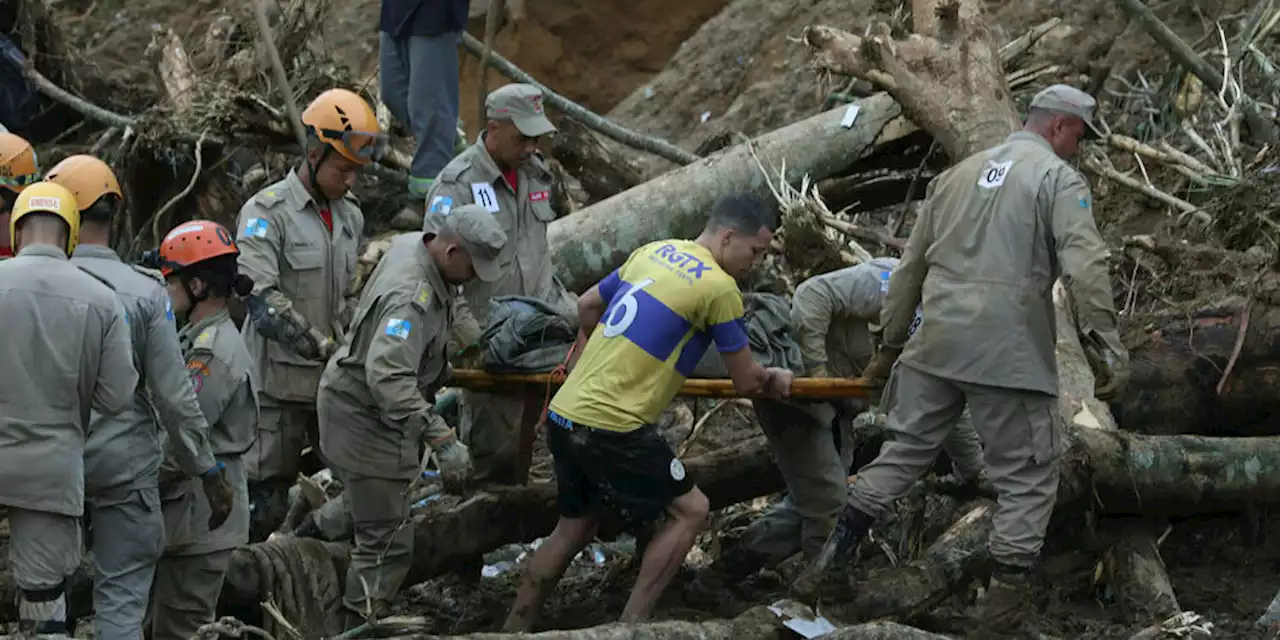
790, 504, 875, 600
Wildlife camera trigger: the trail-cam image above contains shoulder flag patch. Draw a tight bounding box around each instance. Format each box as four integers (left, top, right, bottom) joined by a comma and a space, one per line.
244, 217, 270, 238
385, 318, 411, 340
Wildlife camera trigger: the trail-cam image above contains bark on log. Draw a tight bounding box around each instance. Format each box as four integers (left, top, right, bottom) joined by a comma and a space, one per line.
546, 92, 914, 293
550, 117, 646, 205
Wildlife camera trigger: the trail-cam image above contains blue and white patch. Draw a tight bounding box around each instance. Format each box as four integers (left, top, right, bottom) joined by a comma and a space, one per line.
122, 310, 130, 326
164, 298, 175, 322
1078, 195, 1090, 208
384, 318, 411, 340
429, 195, 453, 215
879, 270, 891, 294
243, 217, 270, 238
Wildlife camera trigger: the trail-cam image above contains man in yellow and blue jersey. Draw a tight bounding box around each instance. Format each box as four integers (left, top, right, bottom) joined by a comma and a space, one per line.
502, 193, 795, 630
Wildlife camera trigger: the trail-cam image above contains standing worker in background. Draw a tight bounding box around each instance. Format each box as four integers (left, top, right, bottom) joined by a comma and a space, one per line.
0, 181, 138, 635
718, 258, 986, 577
425, 82, 576, 486
52, 155, 233, 640
503, 193, 793, 631
380, 0, 468, 209
792, 85, 1129, 633
150, 220, 260, 640
0, 131, 40, 258
236, 88, 380, 539
320, 205, 506, 630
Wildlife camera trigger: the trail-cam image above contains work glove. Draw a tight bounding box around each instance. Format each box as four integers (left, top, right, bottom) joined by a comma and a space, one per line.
433, 435, 474, 495
763, 367, 795, 400
1082, 329, 1130, 402
862, 344, 902, 383
201, 463, 234, 530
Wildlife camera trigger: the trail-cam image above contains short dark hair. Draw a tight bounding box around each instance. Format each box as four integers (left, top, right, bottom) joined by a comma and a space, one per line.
705, 192, 778, 236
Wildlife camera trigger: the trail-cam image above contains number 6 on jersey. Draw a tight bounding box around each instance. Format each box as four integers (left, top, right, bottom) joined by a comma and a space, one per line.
602, 277, 656, 338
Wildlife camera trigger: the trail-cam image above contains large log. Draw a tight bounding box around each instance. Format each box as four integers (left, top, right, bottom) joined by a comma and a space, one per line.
396, 607, 949, 640
546, 92, 918, 293
218, 435, 787, 608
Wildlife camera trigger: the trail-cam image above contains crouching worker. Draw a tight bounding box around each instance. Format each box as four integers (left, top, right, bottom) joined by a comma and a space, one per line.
150, 221, 260, 640
502, 192, 795, 631
319, 204, 506, 630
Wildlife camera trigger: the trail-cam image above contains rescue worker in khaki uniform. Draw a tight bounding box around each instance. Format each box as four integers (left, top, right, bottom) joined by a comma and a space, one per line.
0, 132, 41, 258
0, 181, 138, 635
722, 258, 986, 575
150, 220, 260, 640
51, 156, 233, 640
320, 204, 505, 628
793, 86, 1130, 632
236, 88, 382, 538
423, 83, 577, 485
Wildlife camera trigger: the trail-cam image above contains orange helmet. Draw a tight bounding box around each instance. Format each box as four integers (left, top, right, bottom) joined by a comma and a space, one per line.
301, 88, 385, 165
45, 154, 122, 211
158, 220, 239, 277
0, 133, 40, 194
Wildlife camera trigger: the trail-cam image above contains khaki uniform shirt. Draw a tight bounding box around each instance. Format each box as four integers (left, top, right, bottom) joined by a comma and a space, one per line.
73, 245, 217, 494
878, 132, 1121, 395
164, 309, 259, 555
319, 233, 454, 481
792, 258, 902, 377
236, 170, 364, 403
423, 136, 571, 342
0, 244, 138, 516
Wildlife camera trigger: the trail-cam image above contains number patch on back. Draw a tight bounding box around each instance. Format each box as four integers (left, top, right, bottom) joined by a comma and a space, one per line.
978, 160, 1013, 189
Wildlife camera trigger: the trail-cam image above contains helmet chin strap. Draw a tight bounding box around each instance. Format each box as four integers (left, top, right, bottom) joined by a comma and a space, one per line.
306, 145, 332, 204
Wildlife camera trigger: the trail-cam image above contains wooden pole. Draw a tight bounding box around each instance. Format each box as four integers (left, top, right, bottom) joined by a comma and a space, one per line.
447, 370, 880, 399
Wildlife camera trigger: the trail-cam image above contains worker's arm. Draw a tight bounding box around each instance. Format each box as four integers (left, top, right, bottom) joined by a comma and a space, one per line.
875, 184, 935, 349
565, 269, 615, 370
1047, 170, 1125, 358
143, 288, 218, 477
364, 292, 454, 447
92, 298, 141, 417
709, 289, 791, 398
235, 201, 332, 360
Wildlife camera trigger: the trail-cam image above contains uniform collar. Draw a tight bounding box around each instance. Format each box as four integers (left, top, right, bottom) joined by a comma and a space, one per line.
182, 308, 230, 340
284, 169, 321, 211
72, 244, 122, 262
467, 135, 505, 185
16, 244, 67, 259
1006, 131, 1056, 153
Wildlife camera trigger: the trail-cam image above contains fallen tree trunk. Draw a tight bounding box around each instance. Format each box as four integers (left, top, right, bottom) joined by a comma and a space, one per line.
398, 605, 950, 640
546, 92, 916, 293
219, 434, 786, 608
550, 117, 647, 204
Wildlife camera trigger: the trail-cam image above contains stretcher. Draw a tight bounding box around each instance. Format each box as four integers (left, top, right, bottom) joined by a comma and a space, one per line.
444, 370, 881, 483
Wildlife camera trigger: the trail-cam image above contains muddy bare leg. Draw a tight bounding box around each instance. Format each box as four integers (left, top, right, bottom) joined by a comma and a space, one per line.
620, 487, 710, 623
502, 514, 599, 632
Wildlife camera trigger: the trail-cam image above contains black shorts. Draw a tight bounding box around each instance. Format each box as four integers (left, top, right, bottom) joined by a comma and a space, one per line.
546, 410, 694, 527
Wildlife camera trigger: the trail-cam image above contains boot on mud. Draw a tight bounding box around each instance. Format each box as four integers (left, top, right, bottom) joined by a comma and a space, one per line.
709, 543, 771, 581
789, 504, 874, 601
971, 562, 1044, 635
